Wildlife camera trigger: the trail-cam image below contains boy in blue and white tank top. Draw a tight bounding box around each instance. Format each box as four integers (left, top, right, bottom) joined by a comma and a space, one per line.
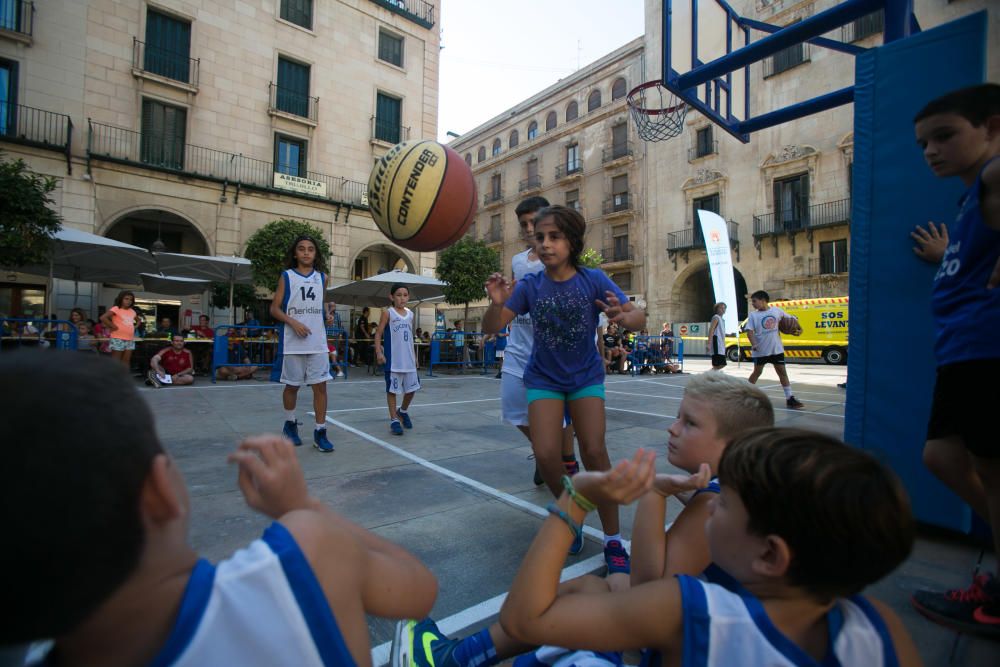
909, 84, 1000, 635
497, 428, 920, 666
269, 236, 335, 453
375, 283, 421, 436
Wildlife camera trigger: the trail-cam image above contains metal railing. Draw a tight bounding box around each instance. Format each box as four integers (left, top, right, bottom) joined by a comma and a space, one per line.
763, 42, 810, 78
0, 101, 72, 152
483, 190, 504, 206
0, 0, 32, 37
211, 325, 351, 382
133, 38, 199, 86
555, 160, 582, 179
371, 115, 410, 144
426, 330, 492, 376
752, 198, 850, 236
88, 120, 369, 208
370, 0, 435, 28
1, 319, 77, 352
842, 10, 884, 42
602, 193, 632, 215
809, 254, 849, 276
269, 83, 319, 121
618, 335, 683, 376
688, 140, 718, 161
667, 220, 740, 251
602, 141, 633, 163
518, 175, 541, 192
602, 244, 634, 263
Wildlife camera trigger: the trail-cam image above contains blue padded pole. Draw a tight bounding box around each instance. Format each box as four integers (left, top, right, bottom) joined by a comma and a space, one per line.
883, 0, 914, 42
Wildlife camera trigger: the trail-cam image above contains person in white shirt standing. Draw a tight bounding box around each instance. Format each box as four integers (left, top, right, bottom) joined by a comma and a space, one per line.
744, 290, 804, 409
376, 283, 421, 436
707, 302, 728, 371
270, 235, 336, 452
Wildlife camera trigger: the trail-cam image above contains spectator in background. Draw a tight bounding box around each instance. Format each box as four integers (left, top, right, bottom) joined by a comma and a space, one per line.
146, 334, 195, 388
191, 314, 214, 339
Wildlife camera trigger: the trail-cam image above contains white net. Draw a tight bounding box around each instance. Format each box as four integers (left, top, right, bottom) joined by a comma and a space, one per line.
627, 81, 689, 142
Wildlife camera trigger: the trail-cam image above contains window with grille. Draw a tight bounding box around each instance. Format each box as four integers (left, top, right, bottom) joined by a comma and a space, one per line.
509, 130, 519, 148
695, 126, 714, 158
275, 134, 307, 176
491, 173, 501, 197
566, 101, 578, 122
766, 23, 807, 77
144, 9, 191, 83
612, 225, 629, 261
545, 111, 557, 131
141, 99, 186, 169
566, 144, 580, 173
0, 59, 17, 137
846, 10, 884, 42
378, 30, 404, 67
566, 189, 580, 211
611, 78, 627, 101
693, 194, 720, 245
588, 89, 602, 111
611, 123, 628, 158
819, 239, 848, 274
773, 173, 809, 231
612, 174, 629, 210
375, 92, 402, 143
280, 0, 313, 29
527, 121, 538, 140
277, 57, 311, 117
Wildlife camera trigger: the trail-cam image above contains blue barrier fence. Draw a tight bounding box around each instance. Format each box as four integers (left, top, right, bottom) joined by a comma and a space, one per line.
1, 318, 78, 351
624, 335, 684, 375
427, 330, 495, 376
210, 325, 350, 383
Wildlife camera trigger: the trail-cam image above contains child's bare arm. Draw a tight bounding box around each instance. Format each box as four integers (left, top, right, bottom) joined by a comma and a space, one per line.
597, 292, 646, 331
867, 598, 923, 667
99, 310, 117, 332
374, 310, 389, 364
629, 492, 669, 585
910, 221, 949, 263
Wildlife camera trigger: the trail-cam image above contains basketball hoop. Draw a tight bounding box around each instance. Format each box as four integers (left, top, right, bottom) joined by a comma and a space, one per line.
627, 80, 688, 142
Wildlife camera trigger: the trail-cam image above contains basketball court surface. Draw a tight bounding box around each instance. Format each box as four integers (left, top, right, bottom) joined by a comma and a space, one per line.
146, 362, 997, 665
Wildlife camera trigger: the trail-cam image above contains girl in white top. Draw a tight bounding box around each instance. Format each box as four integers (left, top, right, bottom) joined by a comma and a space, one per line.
708, 302, 728, 370
376, 284, 421, 435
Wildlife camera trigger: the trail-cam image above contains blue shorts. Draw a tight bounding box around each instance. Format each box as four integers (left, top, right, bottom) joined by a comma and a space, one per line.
525, 384, 605, 404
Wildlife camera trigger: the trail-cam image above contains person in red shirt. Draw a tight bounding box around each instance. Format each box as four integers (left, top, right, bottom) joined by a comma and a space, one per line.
146, 335, 195, 388
191, 314, 214, 339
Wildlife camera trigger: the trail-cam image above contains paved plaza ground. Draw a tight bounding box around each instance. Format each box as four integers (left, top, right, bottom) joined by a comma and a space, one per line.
144, 359, 998, 666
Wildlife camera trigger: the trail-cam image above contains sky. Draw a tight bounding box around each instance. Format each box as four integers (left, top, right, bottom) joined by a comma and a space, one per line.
437, 1, 646, 142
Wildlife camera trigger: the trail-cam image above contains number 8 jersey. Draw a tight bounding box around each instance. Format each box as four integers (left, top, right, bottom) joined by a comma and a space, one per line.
281, 268, 328, 355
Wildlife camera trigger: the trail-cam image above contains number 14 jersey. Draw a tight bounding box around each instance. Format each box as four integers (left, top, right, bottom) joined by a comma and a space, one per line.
281, 268, 327, 355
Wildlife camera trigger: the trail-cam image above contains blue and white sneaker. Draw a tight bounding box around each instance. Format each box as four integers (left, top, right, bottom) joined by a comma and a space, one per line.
313, 427, 334, 453
569, 529, 585, 555
398, 410, 413, 429
604, 540, 630, 575
391, 618, 458, 667
391, 420, 404, 436
282, 419, 302, 447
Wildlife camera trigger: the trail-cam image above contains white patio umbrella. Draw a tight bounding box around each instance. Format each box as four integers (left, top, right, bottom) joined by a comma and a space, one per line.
152, 252, 254, 324
326, 269, 448, 307
139, 273, 212, 296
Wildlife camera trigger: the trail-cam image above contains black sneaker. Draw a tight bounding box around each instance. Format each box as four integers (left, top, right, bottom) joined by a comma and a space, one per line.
282, 419, 302, 446
912, 573, 1000, 637
786, 396, 804, 409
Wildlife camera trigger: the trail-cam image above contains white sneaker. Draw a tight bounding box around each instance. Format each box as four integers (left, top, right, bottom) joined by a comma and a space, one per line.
336, 370, 345, 378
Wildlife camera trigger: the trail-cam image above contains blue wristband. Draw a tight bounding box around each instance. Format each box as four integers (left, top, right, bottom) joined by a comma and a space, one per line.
546, 502, 581, 540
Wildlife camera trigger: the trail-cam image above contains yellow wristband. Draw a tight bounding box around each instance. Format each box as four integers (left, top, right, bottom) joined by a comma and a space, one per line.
561, 475, 597, 513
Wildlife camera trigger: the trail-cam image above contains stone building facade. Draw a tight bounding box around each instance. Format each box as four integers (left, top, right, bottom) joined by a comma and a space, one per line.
1, 0, 439, 326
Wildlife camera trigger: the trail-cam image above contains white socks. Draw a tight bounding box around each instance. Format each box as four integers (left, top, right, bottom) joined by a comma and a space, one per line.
603, 533, 622, 547
285, 410, 296, 422
782, 385, 793, 399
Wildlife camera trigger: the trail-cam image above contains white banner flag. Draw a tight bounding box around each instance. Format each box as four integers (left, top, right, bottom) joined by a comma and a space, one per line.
697, 209, 740, 334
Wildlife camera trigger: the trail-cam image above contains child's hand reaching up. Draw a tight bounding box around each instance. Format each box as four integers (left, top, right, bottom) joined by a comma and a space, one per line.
572, 449, 657, 507
484, 272, 514, 305
651, 463, 712, 498
228, 435, 313, 518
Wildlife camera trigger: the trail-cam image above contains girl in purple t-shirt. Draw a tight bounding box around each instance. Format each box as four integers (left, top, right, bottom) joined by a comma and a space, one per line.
483, 205, 646, 574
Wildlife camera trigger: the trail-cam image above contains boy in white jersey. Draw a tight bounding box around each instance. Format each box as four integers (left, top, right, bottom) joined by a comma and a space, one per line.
744, 290, 804, 409
499, 428, 922, 667
270, 235, 336, 452
376, 283, 421, 436
1, 352, 438, 666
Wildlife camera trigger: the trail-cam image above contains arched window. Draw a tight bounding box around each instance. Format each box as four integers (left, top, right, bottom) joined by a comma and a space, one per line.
477, 146, 486, 162
492, 138, 502, 156
527, 121, 538, 140
611, 77, 627, 101
566, 101, 578, 122
545, 111, 557, 131
465, 153, 472, 166
509, 130, 519, 148
587, 89, 602, 111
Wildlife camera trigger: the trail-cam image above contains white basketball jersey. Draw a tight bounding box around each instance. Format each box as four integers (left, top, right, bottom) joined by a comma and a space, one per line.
504, 249, 544, 378
388, 307, 416, 373
281, 269, 327, 355
675, 566, 898, 667
150, 523, 356, 666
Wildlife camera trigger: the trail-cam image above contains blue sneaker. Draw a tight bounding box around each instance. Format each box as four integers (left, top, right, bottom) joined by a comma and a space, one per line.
398, 410, 413, 429
391, 420, 404, 436
391, 618, 459, 667
313, 427, 334, 453
604, 540, 630, 575
569, 529, 584, 555
282, 420, 302, 447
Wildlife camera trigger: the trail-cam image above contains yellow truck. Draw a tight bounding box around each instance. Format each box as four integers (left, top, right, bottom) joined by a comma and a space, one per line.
725, 296, 849, 365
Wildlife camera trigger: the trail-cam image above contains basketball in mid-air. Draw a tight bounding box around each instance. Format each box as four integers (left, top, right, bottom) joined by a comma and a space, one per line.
778, 316, 803, 336
367, 140, 478, 252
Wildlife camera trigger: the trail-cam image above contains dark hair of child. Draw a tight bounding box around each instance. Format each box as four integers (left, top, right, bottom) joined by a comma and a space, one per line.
913, 83, 1000, 126
390, 283, 408, 296
0, 352, 164, 643
718, 427, 914, 602
284, 235, 326, 272
750, 290, 769, 301
113, 290, 135, 308
514, 196, 550, 218
533, 205, 585, 267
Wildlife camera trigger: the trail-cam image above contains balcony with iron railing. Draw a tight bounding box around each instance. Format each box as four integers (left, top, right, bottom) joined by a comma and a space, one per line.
752, 198, 851, 237
667, 221, 740, 252
86, 120, 369, 207
518, 175, 541, 193
809, 254, 849, 276
132, 38, 199, 88
0, 0, 33, 41
369, 0, 435, 28
601, 244, 634, 265
602, 193, 632, 216
0, 101, 73, 172
269, 83, 319, 123
555, 160, 583, 180
483, 190, 504, 207
688, 140, 718, 162
371, 116, 410, 145
602, 141, 633, 164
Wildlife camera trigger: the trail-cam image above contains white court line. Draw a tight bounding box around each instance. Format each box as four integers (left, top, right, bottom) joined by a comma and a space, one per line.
329, 397, 499, 414
605, 388, 843, 419
179, 374, 495, 391
606, 406, 675, 419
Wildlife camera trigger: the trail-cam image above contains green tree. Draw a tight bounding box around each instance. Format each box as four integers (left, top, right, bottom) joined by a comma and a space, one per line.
208, 282, 259, 313
579, 247, 604, 269
435, 238, 501, 325
0, 153, 62, 268
243, 219, 332, 290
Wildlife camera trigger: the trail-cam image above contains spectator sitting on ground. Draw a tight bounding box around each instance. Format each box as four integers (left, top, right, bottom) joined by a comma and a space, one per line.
216, 357, 261, 381
602, 322, 626, 373
146, 334, 195, 388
